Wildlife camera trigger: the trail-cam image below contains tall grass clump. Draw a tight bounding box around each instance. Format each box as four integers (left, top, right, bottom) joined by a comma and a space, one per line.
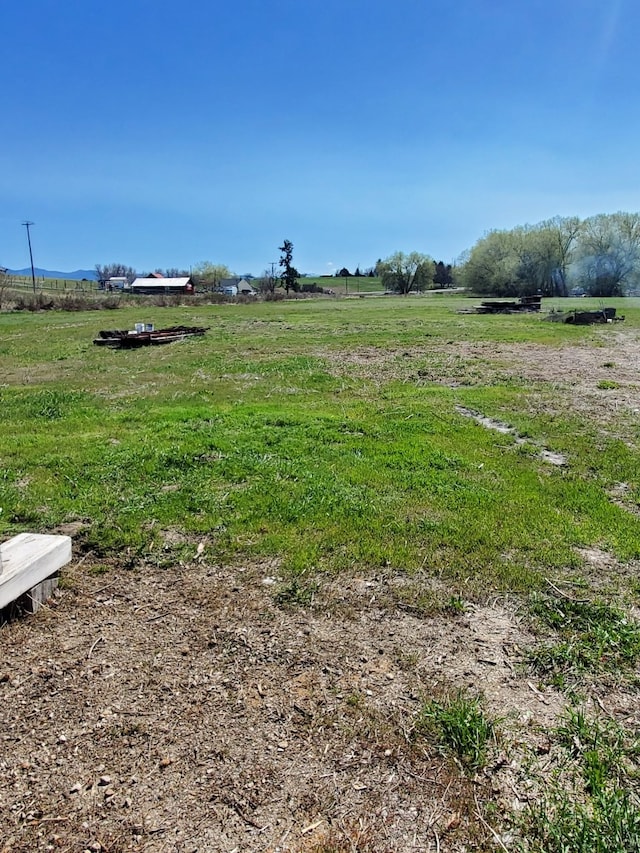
414, 691, 496, 772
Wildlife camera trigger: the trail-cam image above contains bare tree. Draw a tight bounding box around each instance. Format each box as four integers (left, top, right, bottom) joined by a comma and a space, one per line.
95, 263, 137, 285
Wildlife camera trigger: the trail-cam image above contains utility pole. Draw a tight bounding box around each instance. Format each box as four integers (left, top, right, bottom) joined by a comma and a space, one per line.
22, 221, 36, 293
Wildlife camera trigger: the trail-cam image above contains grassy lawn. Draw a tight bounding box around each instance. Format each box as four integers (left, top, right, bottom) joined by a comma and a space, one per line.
1, 295, 639, 593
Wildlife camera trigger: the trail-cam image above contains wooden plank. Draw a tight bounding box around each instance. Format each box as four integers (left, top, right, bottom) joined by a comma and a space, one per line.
0, 533, 72, 609
19, 575, 60, 614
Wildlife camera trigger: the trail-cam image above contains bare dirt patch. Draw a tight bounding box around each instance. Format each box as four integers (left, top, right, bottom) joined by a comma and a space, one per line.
328, 326, 640, 426
0, 555, 574, 853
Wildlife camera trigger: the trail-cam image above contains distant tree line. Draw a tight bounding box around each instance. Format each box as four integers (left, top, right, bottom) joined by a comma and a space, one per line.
96, 211, 640, 301
458, 213, 640, 297
336, 266, 376, 277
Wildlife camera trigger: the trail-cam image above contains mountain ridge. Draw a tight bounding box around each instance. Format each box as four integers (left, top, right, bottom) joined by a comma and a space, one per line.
6, 267, 97, 281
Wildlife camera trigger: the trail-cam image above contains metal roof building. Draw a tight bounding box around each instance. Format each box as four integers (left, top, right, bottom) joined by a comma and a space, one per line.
129, 277, 194, 294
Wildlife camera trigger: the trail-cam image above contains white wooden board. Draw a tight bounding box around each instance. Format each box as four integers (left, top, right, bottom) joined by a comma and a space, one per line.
0, 533, 72, 609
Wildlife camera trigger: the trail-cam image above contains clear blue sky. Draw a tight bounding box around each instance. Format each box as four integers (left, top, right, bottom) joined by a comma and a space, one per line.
2, 0, 639, 276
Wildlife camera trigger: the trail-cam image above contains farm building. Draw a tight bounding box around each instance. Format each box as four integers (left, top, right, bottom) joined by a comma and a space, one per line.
128, 277, 194, 295
218, 277, 257, 297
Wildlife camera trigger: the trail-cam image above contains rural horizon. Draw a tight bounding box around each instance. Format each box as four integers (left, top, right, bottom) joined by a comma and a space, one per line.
6, 208, 640, 299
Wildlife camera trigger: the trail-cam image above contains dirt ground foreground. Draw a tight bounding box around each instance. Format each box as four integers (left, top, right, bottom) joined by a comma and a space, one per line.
1, 557, 562, 853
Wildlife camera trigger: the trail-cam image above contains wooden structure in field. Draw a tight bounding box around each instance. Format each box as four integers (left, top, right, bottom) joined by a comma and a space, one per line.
475, 295, 543, 314
0, 533, 72, 615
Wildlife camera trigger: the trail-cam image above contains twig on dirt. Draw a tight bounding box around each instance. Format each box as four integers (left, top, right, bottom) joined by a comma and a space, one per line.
87, 636, 105, 659
527, 681, 549, 704
145, 614, 167, 623
301, 819, 323, 835
279, 828, 291, 846
594, 693, 610, 715
403, 767, 441, 785
433, 829, 441, 853
545, 578, 588, 603
73, 551, 93, 571
91, 580, 118, 596
28, 816, 68, 824
220, 795, 262, 829
474, 792, 509, 853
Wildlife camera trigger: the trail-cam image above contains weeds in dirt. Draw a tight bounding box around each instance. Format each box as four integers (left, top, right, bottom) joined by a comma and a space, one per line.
526, 594, 640, 687
522, 706, 640, 852
415, 691, 495, 772
305, 822, 380, 853
525, 787, 640, 853
274, 576, 318, 607
393, 583, 466, 617
556, 707, 640, 793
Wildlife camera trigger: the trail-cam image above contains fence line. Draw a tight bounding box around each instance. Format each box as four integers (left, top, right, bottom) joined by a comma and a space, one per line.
1, 276, 100, 293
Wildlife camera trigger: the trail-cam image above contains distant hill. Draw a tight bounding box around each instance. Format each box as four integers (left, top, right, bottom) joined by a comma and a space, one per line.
7, 267, 97, 281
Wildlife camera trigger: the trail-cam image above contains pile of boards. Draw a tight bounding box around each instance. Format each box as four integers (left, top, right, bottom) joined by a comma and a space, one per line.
475, 295, 542, 314
93, 325, 207, 348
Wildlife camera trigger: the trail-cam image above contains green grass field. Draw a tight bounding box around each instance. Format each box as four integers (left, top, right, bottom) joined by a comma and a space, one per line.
2, 294, 639, 596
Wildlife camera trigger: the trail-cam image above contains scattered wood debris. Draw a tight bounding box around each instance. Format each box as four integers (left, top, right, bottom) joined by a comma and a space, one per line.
473, 295, 542, 314
93, 325, 207, 348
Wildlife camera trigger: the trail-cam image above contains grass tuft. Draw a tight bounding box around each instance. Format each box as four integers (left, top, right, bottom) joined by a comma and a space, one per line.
273, 576, 318, 608
415, 691, 495, 772
526, 787, 640, 853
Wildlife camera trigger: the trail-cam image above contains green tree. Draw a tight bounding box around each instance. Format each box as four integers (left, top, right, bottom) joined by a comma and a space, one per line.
540, 215, 582, 296
278, 240, 299, 293
576, 212, 640, 296
191, 261, 232, 291
378, 251, 434, 294
458, 230, 520, 296
433, 261, 454, 287
460, 218, 582, 297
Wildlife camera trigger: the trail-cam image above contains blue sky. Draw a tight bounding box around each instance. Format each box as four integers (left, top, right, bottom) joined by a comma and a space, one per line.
2, 0, 639, 275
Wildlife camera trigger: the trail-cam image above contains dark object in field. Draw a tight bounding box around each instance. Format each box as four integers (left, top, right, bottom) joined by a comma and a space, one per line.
475, 295, 542, 314
564, 307, 621, 324
545, 307, 623, 325
93, 325, 208, 348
